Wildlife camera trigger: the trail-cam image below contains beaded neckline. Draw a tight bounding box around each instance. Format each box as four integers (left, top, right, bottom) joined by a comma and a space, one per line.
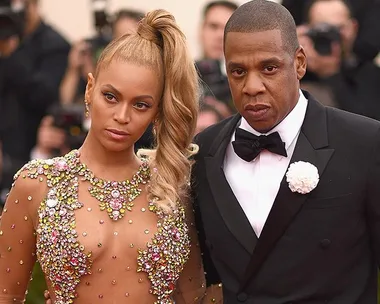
71, 150, 151, 221
15, 151, 190, 303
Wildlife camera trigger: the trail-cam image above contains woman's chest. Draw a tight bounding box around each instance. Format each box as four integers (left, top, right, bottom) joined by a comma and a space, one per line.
73, 196, 161, 259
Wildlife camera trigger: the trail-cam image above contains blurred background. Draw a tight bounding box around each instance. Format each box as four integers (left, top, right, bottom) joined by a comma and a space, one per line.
0, 0, 379, 303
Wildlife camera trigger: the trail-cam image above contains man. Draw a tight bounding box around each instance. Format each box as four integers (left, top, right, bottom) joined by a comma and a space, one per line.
196, 1, 238, 110
193, 1, 380, 303
0, 0, 70, 204
282, 0, 380, 64
199, 0, 237, 61
297, 0, 380, 119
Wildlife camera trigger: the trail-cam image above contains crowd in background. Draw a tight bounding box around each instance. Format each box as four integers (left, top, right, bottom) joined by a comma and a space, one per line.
1, 0, 380, 207
0, 0, 379, 302
1, 0, 380, 203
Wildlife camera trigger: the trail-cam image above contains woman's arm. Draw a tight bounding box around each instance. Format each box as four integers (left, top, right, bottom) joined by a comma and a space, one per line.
0, 167, 46, 303
173, 202, 206, 304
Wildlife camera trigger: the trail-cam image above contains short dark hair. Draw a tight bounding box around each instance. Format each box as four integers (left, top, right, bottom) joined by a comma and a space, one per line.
304, 0, 354, 22
224, 0, 299, 54
203, 1, 238, 19
112, 9, 145, 26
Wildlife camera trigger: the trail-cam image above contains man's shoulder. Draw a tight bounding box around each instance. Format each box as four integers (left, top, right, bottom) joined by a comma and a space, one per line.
35, 22, 71, 52
326, 106, 380, 135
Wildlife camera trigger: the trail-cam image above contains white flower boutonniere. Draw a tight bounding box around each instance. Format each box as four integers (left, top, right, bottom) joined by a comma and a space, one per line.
286, 161, 319, 194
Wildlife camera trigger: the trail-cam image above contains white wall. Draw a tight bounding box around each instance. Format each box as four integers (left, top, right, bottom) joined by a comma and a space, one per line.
39, 0, 280, 59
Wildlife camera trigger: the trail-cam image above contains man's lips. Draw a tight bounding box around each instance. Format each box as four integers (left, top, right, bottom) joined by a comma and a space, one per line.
244, 104, 270, 112
244, 104, 271, 120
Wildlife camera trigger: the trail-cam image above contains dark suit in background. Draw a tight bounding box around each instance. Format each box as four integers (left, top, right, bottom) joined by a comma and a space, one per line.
0, 21, 70, 203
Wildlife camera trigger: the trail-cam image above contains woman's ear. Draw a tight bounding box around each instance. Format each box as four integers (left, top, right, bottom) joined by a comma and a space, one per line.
85, 73, 95, 104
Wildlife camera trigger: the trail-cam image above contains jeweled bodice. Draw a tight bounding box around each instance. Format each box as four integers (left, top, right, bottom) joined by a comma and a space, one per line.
14, 151, 191, 304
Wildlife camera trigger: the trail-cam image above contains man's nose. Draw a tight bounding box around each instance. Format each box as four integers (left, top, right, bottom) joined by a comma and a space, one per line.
242, 72, 266, 96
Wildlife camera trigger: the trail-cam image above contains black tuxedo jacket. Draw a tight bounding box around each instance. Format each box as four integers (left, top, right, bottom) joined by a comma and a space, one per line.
192, 93, 380, 304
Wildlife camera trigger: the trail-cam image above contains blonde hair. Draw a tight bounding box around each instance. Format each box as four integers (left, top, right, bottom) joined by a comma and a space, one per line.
95, 9, 199, 212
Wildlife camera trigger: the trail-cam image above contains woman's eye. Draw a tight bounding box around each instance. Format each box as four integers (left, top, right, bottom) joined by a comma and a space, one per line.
103, 92, 116, 102
134, 102, 150, 110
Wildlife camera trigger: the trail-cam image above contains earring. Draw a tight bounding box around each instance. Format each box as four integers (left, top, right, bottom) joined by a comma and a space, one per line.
84, 100, 90, 117
152, 119, 158, 136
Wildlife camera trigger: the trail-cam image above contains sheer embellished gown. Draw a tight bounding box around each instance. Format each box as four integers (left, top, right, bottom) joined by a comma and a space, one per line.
0, 150, 213, 303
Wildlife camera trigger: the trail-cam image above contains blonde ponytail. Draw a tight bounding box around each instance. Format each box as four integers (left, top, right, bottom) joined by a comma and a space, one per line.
136, 10, 199, 212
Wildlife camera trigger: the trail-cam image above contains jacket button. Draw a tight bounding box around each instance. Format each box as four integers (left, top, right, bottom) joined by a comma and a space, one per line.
320, 239, 331, 249
237, 292, 248, 302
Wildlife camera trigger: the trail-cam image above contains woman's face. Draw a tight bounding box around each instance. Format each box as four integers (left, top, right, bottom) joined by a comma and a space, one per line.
85, 60, 163, 153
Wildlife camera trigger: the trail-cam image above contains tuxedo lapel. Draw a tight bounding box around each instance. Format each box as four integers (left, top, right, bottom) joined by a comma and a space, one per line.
205, 114, 258, 254
240, 96, 335, 290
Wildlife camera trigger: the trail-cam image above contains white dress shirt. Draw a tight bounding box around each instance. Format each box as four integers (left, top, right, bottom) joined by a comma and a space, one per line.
223, 91, 308, 237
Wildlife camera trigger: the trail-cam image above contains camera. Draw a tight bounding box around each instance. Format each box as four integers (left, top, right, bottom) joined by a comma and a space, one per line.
307, 22, 342, 56
0, 0, 26, 40
196, 59, 232, 106
50, 104, 88, 150
86, 0, 112, 62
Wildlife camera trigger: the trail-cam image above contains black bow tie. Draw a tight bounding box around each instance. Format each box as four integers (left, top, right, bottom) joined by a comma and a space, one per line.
232, 128, 287, 162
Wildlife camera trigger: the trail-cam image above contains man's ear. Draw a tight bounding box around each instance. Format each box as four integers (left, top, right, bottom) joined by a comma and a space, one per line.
295, 46, 307, 80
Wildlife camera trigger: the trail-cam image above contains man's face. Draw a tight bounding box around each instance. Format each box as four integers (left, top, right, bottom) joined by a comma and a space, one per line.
225, 29, 306, 133
309, 0, 357, 55
200, 5, 234, 60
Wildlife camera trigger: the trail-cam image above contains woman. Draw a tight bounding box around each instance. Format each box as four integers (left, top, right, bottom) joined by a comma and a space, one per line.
0, 9, 217, 304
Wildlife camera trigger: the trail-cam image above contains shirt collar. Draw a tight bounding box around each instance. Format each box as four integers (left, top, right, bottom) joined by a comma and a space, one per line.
239, 90, 308, 151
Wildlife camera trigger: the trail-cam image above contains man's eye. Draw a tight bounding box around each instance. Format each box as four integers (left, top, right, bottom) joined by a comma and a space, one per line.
264, 66, 277, 73
231, 69, 246, 77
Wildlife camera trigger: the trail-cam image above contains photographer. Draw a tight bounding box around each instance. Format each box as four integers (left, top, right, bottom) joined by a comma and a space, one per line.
283, 0, 380, 65
297, 0, 380, 119
196, 1, 237, 111
0, 0, 70, 205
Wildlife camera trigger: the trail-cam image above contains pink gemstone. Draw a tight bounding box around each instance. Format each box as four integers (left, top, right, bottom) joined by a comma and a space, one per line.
70, 258, 78, 266
55, 160, 68, 171
172, 229, 180, 241
152, 253, 160, 261
112, 211, 120, 220
37, 166, 44, 174
111, 190, 120, 198
51, 230, 59, 243
109, 200, 122, 210
111, 182, 118, 187
144, 263, 151, 270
